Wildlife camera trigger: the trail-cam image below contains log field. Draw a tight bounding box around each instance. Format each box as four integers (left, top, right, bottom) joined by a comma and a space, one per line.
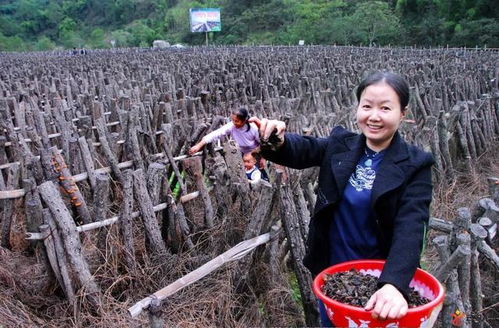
0, 46, 498, 327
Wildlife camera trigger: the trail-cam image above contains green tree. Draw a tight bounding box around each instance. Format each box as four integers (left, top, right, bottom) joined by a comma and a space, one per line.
35, 35, 56, 51
88, 27, 107, 48
349, 1, 401, 46
127, 20, 158, 47
276, 0, 347, 45
110, 29, 133, 47
451, 18, 499, 47
60, 29, 84, 48
59, 17, 76, 34
0, 32, 27, 51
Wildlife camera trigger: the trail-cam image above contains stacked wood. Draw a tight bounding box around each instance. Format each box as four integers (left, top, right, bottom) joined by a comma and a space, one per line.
430, 197, 499, 328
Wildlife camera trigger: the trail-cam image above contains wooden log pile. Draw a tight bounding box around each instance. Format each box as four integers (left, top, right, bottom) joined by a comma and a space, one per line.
429, 195, 499, 328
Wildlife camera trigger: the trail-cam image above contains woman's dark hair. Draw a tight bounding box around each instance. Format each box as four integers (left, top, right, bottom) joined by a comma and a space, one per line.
232, 107, 250, 131
356, 72, 410, 111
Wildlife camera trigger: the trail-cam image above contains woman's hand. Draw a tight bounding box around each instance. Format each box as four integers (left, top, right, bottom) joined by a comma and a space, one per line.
364, 284, 408, 320
248, 117, 286, 143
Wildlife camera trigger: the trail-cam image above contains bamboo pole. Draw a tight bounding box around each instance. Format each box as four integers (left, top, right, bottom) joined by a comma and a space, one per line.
128, 231, 274, 318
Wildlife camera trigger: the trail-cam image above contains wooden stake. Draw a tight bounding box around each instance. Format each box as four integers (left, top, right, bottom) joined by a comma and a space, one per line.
38, 181, 102, 311
132, 169, 167, 256
45, 210, 76, 304
119, 170, 136, 274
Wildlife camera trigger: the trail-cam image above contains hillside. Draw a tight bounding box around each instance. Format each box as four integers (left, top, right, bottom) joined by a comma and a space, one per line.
0, 0, 498, 51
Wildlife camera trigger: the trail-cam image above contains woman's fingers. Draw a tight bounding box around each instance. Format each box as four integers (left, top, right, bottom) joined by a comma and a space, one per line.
263, 120, 286, 140
367, 284, 408, 320
364, 293, 376, 311
248, 117, 286, 141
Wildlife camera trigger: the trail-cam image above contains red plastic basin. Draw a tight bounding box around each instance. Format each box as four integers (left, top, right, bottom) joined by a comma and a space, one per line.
313, 260, 445, 328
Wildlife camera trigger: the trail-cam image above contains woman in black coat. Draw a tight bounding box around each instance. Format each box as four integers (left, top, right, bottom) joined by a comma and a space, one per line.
250, 72, 434, 326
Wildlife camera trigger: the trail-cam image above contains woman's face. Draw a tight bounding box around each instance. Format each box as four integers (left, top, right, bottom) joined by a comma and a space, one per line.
231, 114, 246, 129
356, 81, 405, 152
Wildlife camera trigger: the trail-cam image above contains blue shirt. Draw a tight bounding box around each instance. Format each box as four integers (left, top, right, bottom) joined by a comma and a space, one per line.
329, 147, 385, 265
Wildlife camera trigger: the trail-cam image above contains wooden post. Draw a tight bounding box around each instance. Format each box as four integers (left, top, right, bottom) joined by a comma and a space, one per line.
487, 177, 499, 203
119, 170, 136, 274
39, 224, 63, 288
233, 184, 275, 291
437, 110, 454, 179
132, 169, 167, 256
125, 109, 145, 173
476, 239, 499, 270
38, 181, 102, 311
478, 217, 497, 243
148, 297, 164, 328
162, 176, 194, 252
93, 173, 109, 222
23, 178, 44, 250
0, 136, 8, 165
456, 233, 472, 315
29, 98, 50, 147
208, 153, 230, 220
68, 137, 83, 174
160, 124, 187, 195
470, 224, 487, 328
147, 163, 166, 206
51, 147, 92, 225
78, 137, 97, 190
434, 244, 470, 282
45, 209, 76, 304
478, 198, 498, 224
276, 171, 319, 327
95, 118, 123, 182
433, 235, 469, 328
1, 162, 20, 248
182, 156, 214, 228
450, 207, 472, 251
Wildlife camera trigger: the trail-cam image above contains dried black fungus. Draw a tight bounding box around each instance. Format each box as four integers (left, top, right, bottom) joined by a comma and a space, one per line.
321, 269, 431, 308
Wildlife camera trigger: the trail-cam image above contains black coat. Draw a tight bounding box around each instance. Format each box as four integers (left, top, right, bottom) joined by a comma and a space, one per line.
262, 126, 435, 295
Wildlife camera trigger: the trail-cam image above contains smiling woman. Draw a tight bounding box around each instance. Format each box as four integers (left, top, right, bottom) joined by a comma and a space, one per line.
250, 71, 435, 327
356, 72, 409, 152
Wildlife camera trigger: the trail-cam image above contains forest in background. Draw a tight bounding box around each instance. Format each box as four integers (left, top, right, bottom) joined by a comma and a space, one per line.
0, 0, 498, 51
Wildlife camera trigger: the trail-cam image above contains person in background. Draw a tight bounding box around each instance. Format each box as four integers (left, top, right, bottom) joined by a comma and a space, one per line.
243, 152, 262, 185
250, 72, 435, 326
188, 107, 259, 155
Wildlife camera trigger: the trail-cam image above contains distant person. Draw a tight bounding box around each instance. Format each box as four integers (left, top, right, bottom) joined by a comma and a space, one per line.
250, 72, 435, 326
243, 152, 262, 185
188, 107, 260, 155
